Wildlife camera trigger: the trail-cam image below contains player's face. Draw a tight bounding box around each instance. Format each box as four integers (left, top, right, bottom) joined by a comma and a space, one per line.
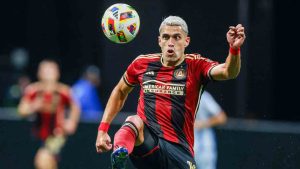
159, 25, 190, 66
37, 61, 60, 82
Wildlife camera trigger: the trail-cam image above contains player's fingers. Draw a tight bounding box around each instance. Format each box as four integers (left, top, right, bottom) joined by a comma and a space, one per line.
236, 27, 244, 32
237, 34, 246, 40
103, 139, 112, 150
97, 139, 112, 152
228, 30, 235, 36
96, 146, 101, 153
228, 30, 235, 34
236, 24, 243, 28
237, 32, 246, 38
105, 143, 113, 150
96, 141, 106, 152
229, 27, 236, 33
229, 26, 235, 30
96, 147, 102, 153
237, 32, 245, 35
96, 144, 107, 153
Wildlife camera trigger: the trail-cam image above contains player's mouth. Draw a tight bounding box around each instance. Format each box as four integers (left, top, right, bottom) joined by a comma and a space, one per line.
166, 49, 175, 56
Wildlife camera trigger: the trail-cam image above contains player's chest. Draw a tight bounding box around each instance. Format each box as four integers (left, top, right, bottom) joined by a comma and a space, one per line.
140, 65, 187, 83
139, 65, 192, 96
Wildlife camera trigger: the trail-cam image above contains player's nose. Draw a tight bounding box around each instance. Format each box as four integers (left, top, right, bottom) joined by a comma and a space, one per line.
167, 40, 175, 47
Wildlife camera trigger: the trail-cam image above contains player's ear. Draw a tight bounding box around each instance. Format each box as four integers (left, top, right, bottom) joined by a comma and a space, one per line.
185, 36, 190, 47
158, 36, 162, 47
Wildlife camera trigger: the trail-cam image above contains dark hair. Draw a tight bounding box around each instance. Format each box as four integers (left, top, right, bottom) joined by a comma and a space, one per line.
83, 65, 101, 77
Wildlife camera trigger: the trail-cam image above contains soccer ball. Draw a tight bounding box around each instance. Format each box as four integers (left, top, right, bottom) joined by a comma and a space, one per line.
101, 3, 140, 44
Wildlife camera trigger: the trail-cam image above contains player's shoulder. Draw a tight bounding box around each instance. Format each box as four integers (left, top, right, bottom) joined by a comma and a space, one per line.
132, 53, 161, 63
185, 53, 214, 63
58, 82, 71, 91
57, 83, 71, 94
185, 53, 202, 60
24, 82, 41, 93
185, 53, 210, 60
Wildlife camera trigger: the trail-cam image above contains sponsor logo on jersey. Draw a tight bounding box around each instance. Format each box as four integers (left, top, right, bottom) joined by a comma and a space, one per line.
142, 80, 185, 96
145, 71, 155, 76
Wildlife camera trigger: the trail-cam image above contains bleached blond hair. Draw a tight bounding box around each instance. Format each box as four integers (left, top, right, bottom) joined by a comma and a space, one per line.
159, 16, 188, 35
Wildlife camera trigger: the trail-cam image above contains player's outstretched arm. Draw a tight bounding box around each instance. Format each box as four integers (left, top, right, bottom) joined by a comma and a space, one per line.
95, 77, 133, 153
210, 24, 246, 81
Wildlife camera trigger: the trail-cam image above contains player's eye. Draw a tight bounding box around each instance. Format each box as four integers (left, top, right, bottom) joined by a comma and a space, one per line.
173, 35, 181, 40
162, 34, 170, 40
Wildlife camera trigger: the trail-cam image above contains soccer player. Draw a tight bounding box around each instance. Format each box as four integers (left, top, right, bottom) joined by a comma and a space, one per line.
95, 16, 246, 169
194, 90, 227, 169
18, 59, 80, 169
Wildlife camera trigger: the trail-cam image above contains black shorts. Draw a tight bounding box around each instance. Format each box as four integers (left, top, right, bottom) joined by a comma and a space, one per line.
130, 125, 196, 169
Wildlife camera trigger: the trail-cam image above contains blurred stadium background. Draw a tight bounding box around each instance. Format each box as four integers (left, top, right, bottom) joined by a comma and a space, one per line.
0, 0, 299, 169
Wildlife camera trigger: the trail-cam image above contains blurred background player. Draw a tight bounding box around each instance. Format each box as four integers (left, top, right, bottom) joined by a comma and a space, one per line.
18, 59, 80, 169
194, 90, 227, 169
72, 65, 104, 122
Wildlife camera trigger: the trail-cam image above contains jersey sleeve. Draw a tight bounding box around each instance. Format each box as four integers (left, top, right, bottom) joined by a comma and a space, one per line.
195, 56, 219, 83
23, 85, 37, 101
60, 86, 73, 106
123, 58, 140, 87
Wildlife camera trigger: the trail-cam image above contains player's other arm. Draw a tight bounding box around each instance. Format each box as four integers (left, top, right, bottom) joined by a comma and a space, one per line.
96, 77, 133, 153
18, 85, 41, 117
18, 99, 35, 117
64, 86, 81, 135
101, 77, 133, 125
195, 111, 227, 129
210, 24, 246, 81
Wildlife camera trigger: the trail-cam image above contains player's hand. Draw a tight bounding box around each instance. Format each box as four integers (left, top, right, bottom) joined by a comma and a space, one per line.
226, 24, 246, 49
194, 121, 208, 130
31, 97, 44, 112
95, 130, 112, 153
64, 120, 77, 135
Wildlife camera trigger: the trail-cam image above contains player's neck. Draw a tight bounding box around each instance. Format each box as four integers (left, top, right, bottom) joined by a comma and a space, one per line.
161, 54, 185, 67
39, 81, 58, 90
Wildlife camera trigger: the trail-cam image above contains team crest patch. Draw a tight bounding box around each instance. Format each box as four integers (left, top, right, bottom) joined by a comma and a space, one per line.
174, 68, 186, 79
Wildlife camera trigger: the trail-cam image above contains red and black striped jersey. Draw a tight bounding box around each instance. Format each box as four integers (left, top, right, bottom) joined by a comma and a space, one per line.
23, 83, 72, 141
123, 53, 218, 156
